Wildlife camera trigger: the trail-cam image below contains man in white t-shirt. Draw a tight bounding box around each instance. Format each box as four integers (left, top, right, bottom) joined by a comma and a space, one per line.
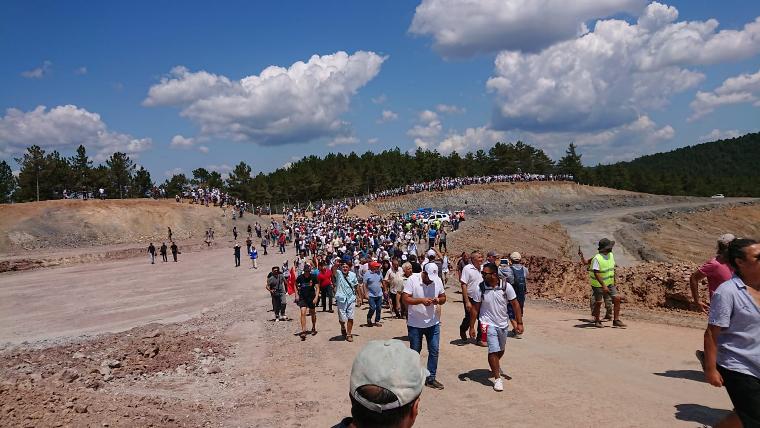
403, 263, 447, 390
478, 262, 524, 392
459, 250, 485, 345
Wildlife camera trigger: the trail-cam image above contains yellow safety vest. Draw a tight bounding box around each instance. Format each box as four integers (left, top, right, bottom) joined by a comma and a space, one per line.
589, 253, 615, 287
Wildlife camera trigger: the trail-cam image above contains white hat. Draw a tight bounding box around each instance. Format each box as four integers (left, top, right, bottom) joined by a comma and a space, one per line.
510, 252, 521, 262
426, 249, 436, 258
423, 262, 439, 278
350, 340, 428, 413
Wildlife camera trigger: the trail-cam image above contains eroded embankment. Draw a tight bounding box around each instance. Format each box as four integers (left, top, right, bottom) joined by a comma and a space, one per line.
523, 255, 705, 312
616, 201, 760, 263
368, 181, 698, 217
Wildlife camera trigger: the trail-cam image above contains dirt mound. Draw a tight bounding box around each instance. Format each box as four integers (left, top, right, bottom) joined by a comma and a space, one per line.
367, 181, 697, 217
523, 255, 705, 311
447, 218, 575, 261
0, 319, 229, 427
0, 199, 270, 256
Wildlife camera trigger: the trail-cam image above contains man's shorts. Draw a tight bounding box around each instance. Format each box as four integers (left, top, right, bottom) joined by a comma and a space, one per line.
479, 323, 507, 353
336, 295, 356, 322
297, 292, 316, 309
591, 285, 618, 302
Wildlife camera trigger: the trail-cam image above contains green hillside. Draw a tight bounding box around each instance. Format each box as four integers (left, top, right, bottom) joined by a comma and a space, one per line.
580, 132, 760, 197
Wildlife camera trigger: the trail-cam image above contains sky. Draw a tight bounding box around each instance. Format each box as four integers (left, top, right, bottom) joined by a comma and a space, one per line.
1, 0, 759, 181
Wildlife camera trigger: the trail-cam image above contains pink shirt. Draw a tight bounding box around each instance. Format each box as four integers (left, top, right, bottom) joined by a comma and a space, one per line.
698, 257, 734, 298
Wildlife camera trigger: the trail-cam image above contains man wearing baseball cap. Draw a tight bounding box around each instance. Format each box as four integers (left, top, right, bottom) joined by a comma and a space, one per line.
403, 262, 447, 390
334, 339, 426, 427
589, 238, 626, 328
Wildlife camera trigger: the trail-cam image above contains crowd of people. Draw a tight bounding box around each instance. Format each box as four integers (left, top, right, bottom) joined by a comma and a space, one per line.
155, 182, 757, 428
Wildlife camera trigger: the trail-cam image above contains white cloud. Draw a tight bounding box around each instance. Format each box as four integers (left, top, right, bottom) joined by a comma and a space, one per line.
164, 167, 184, 178
74, 66, 88, 75
409, 0, 646, 57
21, 60, 52, 79
436, 104, 465, 114
327, 136, 359, 147
407, 110, 442, 149
207, 163, 233, 180
697, 129, 743, 143
371, 94, 387, 104
367, 137, 379, 145
170, 134, 196, 149
690, 69, 760, 120
144, 51, 387, 146
486, 3, 760, 133
0, 105, 152, 161
197, 145, 209, 153
437, 126, 507, 153
377, 110, 398, 123
520, 115, 675, 163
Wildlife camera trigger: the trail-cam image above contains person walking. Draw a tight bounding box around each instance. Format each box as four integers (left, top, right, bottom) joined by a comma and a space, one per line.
334, 261, 359, 342
246, 236, 253, 254
364, 261, 385, 327
460, 250, 485, 345
249, 246, 259, 269
691, 234, 735, 367
403, 263, 446, 390
503, 252, 529, 338
234, 242, 241, 267
296, 264, 320, 340
233, 226, 238, 241
384, 258, 405, 319
266, 266, 288, 321
261, 235, 269, 255
160, 242, 168, 262
478, 262, 524, 391
437, 228, 447, 253
167, 226, 173, 241
703, 238, 760, 428
317, 262, 334, 312
148, 242, 156, 264
589, 238, 625, 328
170, 241, 179, 262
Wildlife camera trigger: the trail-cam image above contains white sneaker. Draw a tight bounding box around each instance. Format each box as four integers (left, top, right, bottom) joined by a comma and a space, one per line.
493, 377, 504, 392
274, 317, 279, 322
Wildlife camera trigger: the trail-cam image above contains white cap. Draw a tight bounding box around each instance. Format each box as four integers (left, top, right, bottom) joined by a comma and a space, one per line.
423, 262, 439, 278
350, 340, 428, 413
426, 249, 436, 258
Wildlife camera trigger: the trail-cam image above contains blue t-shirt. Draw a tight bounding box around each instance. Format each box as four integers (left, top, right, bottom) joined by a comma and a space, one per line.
708, 275, 760, 379
364, 271, 384, 298
428, 228, 437, 239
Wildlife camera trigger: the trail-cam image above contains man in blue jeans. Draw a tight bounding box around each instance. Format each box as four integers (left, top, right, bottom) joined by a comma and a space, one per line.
364, 261, 385, 327
403, 263, 447, 390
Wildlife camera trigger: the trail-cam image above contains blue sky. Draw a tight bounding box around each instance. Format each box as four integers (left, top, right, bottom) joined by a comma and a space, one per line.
1, 0, 759, 181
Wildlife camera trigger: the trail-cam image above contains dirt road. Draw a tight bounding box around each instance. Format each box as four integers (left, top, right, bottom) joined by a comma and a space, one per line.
0, 245, 733, 427
547, 198, 757, 266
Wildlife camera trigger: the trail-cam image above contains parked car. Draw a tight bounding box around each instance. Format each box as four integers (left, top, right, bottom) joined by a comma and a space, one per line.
423, 212, 450, 224
710, 194, 725, 198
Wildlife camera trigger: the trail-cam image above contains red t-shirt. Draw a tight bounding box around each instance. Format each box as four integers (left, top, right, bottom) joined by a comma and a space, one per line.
698, 257, 734, 298
317, 269, 333, 288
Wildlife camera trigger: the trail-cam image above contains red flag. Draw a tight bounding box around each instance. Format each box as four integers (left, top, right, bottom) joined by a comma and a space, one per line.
287, 267, 296, 295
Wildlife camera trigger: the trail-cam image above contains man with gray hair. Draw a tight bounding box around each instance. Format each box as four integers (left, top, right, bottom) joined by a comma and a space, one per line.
334, 339, 427, 427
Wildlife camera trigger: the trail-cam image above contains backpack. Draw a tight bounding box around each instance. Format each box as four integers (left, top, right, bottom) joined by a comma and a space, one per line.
510, 266, 527, 293
479, 280, 511, 302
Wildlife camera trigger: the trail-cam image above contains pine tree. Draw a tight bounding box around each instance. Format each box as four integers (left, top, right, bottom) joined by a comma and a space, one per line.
0, 160, 16, 203
106, 152, 136, 199
557, 143, 583, 178
70, 145, 93, 193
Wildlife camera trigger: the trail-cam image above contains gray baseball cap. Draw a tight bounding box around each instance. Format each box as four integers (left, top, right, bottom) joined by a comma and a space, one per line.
350, 340, 428, 413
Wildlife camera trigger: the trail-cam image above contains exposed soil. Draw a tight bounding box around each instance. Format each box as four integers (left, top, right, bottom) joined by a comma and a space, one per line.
1, 183, 756, 426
